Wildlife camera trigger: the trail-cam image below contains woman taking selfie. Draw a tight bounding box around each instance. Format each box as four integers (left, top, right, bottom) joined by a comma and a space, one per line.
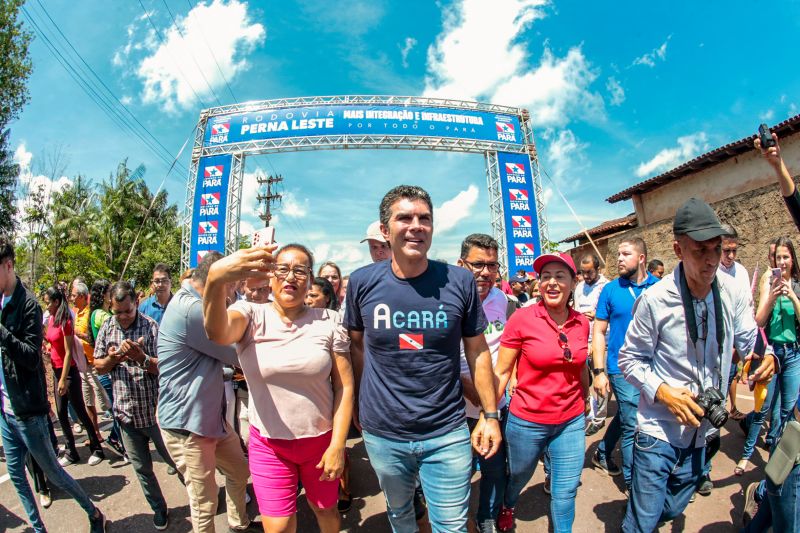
493, 253, 589, 533
739, 236, 800, 474
203, 244, 353, 533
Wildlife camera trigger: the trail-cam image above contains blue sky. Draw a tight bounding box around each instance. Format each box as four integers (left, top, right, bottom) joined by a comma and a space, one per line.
11, 0, 800, 274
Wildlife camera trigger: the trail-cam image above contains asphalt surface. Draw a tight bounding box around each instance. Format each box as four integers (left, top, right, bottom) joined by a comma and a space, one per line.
0, 393, 765, 532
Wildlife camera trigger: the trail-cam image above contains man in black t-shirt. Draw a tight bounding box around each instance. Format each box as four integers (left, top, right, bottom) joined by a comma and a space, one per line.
344, 185, 501, 532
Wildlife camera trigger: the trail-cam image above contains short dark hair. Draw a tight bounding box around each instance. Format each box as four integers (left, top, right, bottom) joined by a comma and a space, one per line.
0, 235, 15, 264
721, 224, 738, 240
460, 233, 498, 259
647, 259, 664, 272
580, 253, 600, 270
152, 263, 171, 278
192, 252, 225, 285
278, 244, 315, 274
379, 185, 433, 227
110, 281, 137, 303
621, 237, 648, 259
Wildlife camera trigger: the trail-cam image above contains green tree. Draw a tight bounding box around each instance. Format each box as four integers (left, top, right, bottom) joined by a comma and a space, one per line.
0, 0, 32, 127
0, 128, 19, 235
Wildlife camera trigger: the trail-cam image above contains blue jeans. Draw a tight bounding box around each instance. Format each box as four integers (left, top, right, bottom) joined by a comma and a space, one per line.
504, 412, 584, 533
0, 413, 97, 532
467, 412, 508, 523
623, 432, 703, 533
362, 424, 472, 533
766, 343, 800, 445
745, 459, 800, 532
598, 373, 640, 487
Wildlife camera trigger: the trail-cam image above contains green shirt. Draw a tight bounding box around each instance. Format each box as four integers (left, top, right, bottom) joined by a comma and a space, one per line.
90, 309, 112, 339
768, 295, 797, 343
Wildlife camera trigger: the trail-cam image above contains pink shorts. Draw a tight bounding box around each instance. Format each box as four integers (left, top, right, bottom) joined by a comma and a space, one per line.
248, 426, 338, 517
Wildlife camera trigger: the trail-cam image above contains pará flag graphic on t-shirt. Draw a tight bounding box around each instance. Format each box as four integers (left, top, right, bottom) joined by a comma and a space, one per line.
399, 333, 424, 350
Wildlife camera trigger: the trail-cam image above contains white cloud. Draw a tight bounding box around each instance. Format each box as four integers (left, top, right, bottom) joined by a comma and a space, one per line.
132, 0, 266, 112
492, 47, 604, 127
424, 0, 549, 100
281, 191, 309, 218
12, 145, 73, 234
606, 76, 625, 106
759, 109, 775, 122
13, 143, 32, 172
790, 103, 799, 116
635, 132, 709, 178
120, 95, 133, 106
434, 184, 479, 234
399, 37, 417, 68
632, 36, 671, 67
544, 128, 587, 184
312, 241, 366, 274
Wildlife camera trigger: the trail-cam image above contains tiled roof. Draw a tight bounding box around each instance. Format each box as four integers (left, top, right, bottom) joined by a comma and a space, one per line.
607, 114, 800, 203
559, 213, 637, 243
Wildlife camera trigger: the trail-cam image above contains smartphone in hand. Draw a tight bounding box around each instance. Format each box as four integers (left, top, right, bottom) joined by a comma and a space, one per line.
759, 123, 776, 149
252, 227, 275, 248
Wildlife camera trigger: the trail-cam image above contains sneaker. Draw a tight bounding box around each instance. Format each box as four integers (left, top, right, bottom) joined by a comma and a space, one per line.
153, 509, 169, 531
543, 476, 551, 495
689, 492, 696, 503
592, 449, 622, 476
40, 491, 52, 509
106, 438, 125, 457
72, 423, 84, 435
697, 477, 713, 496
228, 522, 263, 533
58, 453, 79, 467
496, 506, 515, 532
585, 420, 605, 436
743, 481, 759, 527
121, 453, 131, 465
245, 491, 252, 505
101, 412, 113, 422
88, 450, 105, 466
477, 518, 497, 533
89, 509, 106, 533
166, 465, 177, 476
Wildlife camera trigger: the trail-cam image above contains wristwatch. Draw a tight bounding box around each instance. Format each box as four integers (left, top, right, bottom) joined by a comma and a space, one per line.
592, 368, 606, 376
483, 411, 500, 420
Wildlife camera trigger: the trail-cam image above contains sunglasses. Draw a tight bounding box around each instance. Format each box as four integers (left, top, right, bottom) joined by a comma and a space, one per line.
557, 327, 573, 363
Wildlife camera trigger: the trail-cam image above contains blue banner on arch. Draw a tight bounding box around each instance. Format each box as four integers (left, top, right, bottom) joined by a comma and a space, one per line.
189, 154, 232, 267
497, 151, 541, 274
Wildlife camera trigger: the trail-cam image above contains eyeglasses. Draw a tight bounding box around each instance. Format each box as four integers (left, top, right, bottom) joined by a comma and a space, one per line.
151, 278, 170, 285
557, 326, 573, 363
462, 260, 500, 273
693, 299, 708, 341
273, 265, 310, 280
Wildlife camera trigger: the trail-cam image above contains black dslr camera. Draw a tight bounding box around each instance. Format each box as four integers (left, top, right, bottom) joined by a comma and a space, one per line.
695, 388, 728, 428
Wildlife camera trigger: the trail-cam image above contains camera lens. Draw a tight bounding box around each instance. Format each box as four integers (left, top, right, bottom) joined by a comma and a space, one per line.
706, 405, 728, 428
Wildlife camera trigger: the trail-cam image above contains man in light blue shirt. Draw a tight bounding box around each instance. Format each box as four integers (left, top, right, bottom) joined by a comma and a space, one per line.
139, 263, 173, 325
157, 252, 258, 533
618, 198, 775, 532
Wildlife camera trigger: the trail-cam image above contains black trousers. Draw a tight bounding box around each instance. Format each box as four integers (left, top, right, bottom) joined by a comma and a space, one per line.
52, 366, 102, 457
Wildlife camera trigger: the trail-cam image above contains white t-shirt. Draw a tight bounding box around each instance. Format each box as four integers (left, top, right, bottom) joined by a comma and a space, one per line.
459, 287, 510, 419
230, 301, 350, 440
718, 261, 752, 308
573, 274, 608, 341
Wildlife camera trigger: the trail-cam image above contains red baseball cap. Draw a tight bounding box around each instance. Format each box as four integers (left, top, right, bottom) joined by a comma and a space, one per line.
533, 252, 577, 276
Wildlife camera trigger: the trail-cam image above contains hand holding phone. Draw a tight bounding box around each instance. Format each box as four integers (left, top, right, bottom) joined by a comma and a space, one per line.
759, 123, 777, 149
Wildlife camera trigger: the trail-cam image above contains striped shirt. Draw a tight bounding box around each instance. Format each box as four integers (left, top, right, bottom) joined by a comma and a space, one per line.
94, 312, 160, 428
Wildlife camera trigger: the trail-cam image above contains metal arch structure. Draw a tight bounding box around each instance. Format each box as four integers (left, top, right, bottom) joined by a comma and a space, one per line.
181, 95, 548, 273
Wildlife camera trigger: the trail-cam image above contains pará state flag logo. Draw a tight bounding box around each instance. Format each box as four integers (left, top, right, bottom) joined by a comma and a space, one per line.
514, 243, 535, 257
512, 215, 532, 228
204, 165, 224, 178
496, 122, 515, 134
505, 162, 525, 176
399, 333, 424, 350
509, 189, 528, 202
198, 221, 218, 235
201, 192, 220, 206
197, 250, 210, 263
211, 123, 229, 135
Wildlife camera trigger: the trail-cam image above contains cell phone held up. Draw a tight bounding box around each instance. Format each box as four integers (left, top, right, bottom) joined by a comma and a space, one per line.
759, 123, 776, 149
252, 227, 275, 248
772, 267, 783, 281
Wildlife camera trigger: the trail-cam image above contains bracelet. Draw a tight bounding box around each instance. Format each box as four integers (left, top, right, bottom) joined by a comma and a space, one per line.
483, 411, 500, 420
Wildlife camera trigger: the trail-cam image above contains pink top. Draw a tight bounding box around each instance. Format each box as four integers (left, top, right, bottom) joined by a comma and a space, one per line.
229, 301, 350, 440
45, 317, 75, 370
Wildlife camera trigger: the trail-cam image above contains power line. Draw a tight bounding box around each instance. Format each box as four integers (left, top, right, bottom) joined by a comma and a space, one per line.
184, 0, 238, 103
31, 0, 188, 175
137, 0, 209, 109
159, 0, 223, 107
21, 7, 183, 174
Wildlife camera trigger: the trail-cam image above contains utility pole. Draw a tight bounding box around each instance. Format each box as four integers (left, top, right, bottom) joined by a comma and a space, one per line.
256, 173, 282, 227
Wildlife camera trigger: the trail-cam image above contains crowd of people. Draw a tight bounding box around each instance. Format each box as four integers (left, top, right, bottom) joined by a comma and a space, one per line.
0, 134, 799, 533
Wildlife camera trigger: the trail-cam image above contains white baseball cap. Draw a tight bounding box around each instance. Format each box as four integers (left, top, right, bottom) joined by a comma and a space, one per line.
360, 220, 386, 243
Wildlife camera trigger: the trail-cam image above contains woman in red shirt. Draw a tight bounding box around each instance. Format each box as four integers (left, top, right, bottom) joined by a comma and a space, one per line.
43, 287, 105, 466
494, 253, 590, 533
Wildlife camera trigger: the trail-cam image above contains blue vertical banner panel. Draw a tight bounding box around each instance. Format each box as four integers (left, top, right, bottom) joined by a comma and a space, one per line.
497, 151, 541, 273
190, 154, 233, 267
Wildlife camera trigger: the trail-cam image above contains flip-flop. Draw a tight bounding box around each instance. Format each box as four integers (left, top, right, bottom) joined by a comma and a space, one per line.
734, 460, 749, 476
731, 408, 746, 421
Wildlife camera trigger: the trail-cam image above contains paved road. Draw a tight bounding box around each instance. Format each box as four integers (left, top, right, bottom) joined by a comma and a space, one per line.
0, 394, 764, 532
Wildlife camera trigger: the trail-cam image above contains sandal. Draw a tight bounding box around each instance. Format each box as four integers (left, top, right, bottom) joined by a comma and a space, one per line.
734, 459, 749, 476
730, 408, 746, 421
